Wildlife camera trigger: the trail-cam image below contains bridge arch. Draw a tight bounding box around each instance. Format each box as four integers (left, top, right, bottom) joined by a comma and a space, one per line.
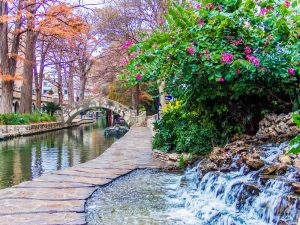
61, 97, 136, 125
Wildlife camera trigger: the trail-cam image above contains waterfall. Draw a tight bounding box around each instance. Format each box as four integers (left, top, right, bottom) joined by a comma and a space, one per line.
86, 143, 299, 225
172, 143, 300, 225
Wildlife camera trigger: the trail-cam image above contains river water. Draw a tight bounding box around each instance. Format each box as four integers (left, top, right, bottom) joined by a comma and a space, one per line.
0, 118, 118, 189
86, 143, 300, 225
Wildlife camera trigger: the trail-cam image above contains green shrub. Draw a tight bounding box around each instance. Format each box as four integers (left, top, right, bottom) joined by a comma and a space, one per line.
44, 102, 61, 116
0, 112, 56, 125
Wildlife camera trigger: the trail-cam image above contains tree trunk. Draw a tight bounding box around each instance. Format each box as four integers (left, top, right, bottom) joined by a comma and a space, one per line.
79, 75, 86, 101
57, 66, 64, 106
0, 2, 12, 113
67, 68, 74, 105
34, 41, 47, 109
20, 2, 36, 114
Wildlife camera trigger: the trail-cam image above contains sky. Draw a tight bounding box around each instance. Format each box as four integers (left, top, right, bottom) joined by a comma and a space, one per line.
70, 0, 105, 8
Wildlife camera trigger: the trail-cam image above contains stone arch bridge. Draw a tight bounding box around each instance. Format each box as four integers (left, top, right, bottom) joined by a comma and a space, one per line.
61, 96, 141, 126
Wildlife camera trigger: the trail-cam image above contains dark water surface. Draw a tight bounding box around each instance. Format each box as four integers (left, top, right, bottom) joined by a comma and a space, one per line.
0, 118, 118, 189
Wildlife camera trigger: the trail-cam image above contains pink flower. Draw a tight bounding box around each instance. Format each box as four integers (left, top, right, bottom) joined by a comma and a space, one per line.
206, 55, 211, 60
246, 55, 260, 67
135, 64, 140, 67
205, 3, 214, 9
264, 41, 269, 45
219, 77, 225, 83
235, 69, 241, 74
288, 68, 295, 74
285, 1, 291, 7
195, 4, 201, 9
204, 50, 209, 54
260, 8, 268, 15
122, 40, 134, 50
245, 46, 252, 54
136, 74, 142, 80
120, 58, 128, 66
232, 38, 243, 46
186, 46, 195, 55
216, 5, 222, 11
198, 18, 204, 26
221, 52, 234, 63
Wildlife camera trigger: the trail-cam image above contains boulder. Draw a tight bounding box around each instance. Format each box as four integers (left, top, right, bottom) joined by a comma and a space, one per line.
278, 155, 292, 165
261, 165, 278, 175
293, 159, 300, 169
198, 160, 218, 175
0, 130, 3, 140
245, 158, 264, 170
291, 182, 300, 194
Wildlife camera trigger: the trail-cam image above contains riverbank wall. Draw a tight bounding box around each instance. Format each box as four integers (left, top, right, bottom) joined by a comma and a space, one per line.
0, 118, 95, 140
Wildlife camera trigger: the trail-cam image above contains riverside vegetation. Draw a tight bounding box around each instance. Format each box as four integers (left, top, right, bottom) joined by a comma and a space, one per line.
121, 0, 299, 155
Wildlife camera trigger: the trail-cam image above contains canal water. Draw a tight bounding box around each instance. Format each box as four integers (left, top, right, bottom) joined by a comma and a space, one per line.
0, 118, 118, 189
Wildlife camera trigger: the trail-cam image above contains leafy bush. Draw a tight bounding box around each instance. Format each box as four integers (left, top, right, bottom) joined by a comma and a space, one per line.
123, 0, 299, 154
0, 112, 56, 125
43, 102, 61, 116
153, 107, 223, 155
288, 113, 300, 154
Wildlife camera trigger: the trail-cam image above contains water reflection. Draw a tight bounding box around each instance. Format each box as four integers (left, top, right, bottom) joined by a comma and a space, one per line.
0, 118, 117, 189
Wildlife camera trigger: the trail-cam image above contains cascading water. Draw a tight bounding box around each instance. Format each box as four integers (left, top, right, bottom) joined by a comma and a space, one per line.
86, 143, 300, 225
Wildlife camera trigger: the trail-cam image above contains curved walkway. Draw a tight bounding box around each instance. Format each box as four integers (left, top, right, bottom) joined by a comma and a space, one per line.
0, 127, 164, 225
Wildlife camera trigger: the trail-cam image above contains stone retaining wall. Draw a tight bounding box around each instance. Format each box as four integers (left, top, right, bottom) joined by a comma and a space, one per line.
0, 118, 95, 140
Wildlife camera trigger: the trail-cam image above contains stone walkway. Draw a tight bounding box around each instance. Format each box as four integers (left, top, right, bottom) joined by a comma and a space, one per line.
0, 127, 164, 225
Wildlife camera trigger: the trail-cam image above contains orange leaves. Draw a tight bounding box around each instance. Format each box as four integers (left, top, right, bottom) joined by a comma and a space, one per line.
0, 73, 23, 81
36, 3, 90, 39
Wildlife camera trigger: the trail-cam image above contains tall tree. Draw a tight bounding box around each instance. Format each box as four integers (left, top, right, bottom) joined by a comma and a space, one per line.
0, 0, 24, 113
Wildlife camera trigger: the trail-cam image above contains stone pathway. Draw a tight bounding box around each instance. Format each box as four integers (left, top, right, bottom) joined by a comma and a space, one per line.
0, 127, 164, 225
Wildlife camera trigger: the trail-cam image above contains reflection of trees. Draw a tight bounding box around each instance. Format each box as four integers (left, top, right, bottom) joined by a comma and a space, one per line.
0, 117, 114, 189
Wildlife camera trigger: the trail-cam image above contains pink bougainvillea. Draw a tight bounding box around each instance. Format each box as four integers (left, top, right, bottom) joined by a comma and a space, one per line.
218, 77, 225, 83
195, 4, 201, 9
216, 5, 222, 11
120, 58, 128, 66
136, 74, 142, 80
245, 46, 252, 54
186, 46, 195, 55
288, 68, 295, 74
122, 40, 134, 50
246, 55, 260, 67
221, 52, 234, 63
198, 18, 204, 26
260, 7, 272, 15
285, 1, 291, 7
232, 38, 243, 46
205, 3, 214, 9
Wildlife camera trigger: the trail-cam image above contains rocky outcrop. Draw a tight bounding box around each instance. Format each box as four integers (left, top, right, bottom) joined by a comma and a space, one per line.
152, 150, 194, 169
256, 113, 299, 141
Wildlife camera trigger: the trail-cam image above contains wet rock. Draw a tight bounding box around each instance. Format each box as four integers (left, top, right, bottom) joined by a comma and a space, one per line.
220, 166, 232, 172
291, 182, 300, 194
277, 164, 288, 175
245, 158, 264, 170
198, 159, 218, 175
262, 165, 278, 175
209, 147, 231, 166
168, 153, 179, 162
251, 152, 260, 159
293, 159, 300, 169
278, 155, 292, 165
